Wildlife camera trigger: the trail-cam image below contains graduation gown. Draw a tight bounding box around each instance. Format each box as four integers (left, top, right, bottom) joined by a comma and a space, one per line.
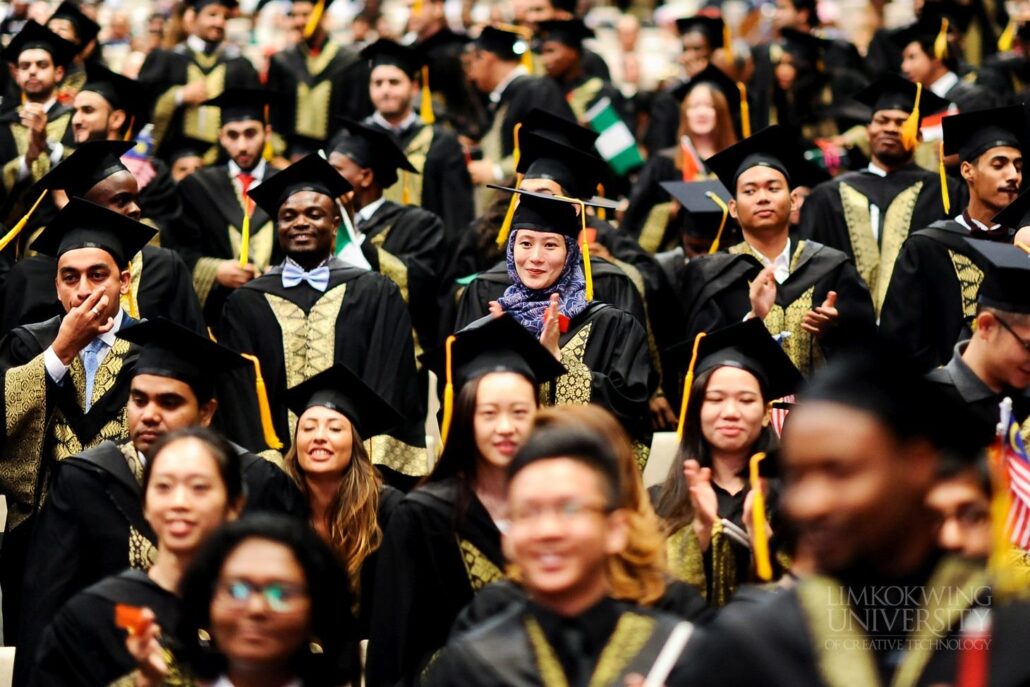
168, 163, 281, 326
14, 439, 303, 687
266, 39, 372, 157
137, 43, 260, 161
417, 28, 489, 138
0, 101, 75, 207
423, 598, 695, 687
358, 199, 445, 348
30, 569, 179, 687
679, 240, 877, 377
879, 220, 999, 373
798, 165, 964, 312
0, 246, 205, 335
366, 477, 506, 687
217, 258, 427, 478
353, 484, 404, 638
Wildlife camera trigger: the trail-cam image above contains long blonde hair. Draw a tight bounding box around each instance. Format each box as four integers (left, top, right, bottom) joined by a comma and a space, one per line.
675, 82, 738, 171
285, 421, 383, 594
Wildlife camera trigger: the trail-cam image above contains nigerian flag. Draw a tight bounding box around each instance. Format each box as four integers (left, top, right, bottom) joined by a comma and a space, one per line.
585, 97, 643, 175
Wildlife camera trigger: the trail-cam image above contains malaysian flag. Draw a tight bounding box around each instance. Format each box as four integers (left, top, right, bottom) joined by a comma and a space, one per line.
998, 401, 1030, 549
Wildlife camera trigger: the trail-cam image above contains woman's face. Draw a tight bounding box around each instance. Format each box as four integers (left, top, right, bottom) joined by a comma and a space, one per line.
295, 406, 354, 479
699, 366, 768, 457
210, 538, 312, 671
684, 85, 717, 137
513, 229, 568, 291
144, 438, 237, 556
474, 372, 537, 471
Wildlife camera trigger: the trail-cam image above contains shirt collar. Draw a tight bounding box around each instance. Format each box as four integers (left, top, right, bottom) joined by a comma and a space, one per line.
228, 158, 267, 180
371, 110, 418, 134
528, 596, 619, 657
866, 161, 888, 177
186, 34, 219, 55
955, 213, 1001, 234
946, 340, 997, 402
490, 65, 529, 104
929, 71, 960, 98
283, 256, 330, 273
751, 237, 792, 267
97, 309, 125, 349
357, 196, 387, 223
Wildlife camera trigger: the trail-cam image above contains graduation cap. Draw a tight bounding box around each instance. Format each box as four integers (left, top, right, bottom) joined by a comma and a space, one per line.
675, 14, 727, 49
203, 87, 273, 124
851, 73, 951, 115
169, 137, 213, 163
992, 187, 1030, 230
360, 38, 426, 78
31, 197, 156, 267
328, 118, 418, 189
659, 179, 736, 252
247, 152, 352, 219
33, 139, 134, 199
534, 19, 594, 50
963, 238, 1030, 314
474, 25, 531, 62
942, 106, 1027, 163
518, 132, 611, 200
82, 63, 141, 115
670, 62, 740, 110
691, 319, 803, 401
48, 1, 100, 47
892, 0, 972, 54
2, 21, 79, 68
704, 125, 807, 194
777, 27, 826, 66
282, 363, 402, 439
183, 0, 239, 9
519, 108, 598, 150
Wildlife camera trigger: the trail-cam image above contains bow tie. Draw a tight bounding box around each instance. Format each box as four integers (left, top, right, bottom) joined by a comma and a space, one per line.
281, 262, 330, 292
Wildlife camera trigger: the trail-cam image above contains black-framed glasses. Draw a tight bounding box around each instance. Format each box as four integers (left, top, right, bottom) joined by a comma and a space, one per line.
994, 315, 1030, 353
214, 580, 308, 612
509, 500, 615, 525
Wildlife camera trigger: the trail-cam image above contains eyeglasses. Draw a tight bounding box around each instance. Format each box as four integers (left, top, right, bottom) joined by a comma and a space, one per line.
214, 580, 308, 612
994, 314, 1030, 353
509, 500, 614, 525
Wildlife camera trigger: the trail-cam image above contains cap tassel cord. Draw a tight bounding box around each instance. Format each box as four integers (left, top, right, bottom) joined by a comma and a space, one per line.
440, 335, 457, 450
496, 123, 523, 248
934, 18, 950, 60
737, 82, 751, 138
705, 191, 729, 254
675, 332, 706, 439
0, 189, 48, 253
900, 81, 922, 152
938, 140, 951, 215
749, 451, 772, 580
241, 353, 283, 450
420, 65, 435, 125
303, 0, 326, 40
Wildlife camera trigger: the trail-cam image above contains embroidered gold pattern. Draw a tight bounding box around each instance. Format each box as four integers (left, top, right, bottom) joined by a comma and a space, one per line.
588, 613, 657, 687
192, 257, 222, 306
1, 355, 48, 529
121, 251, 144, 318
365, 435, 428, 477
638, 202, 673, 254
457, 536, 504, 591
118, 441, 145, 484
554, 323, 594, 407
876, 184, 921, 311
525, 616, 570, 687
383, 125, 435, 207
666, 526, 707, 595
295, 80, 334, 142
947, 250, 984, 322
182, 64, 226, 143
128, 525, 158, 570
375, 246, 410, 304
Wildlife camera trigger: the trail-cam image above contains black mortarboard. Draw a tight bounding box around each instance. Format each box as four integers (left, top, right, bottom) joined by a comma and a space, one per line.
2, 21, 79, 68
489, 185, 616, 241
851, 73, 951, 115
282, 363, 401, 439
82, 63, 139, 114
203, 87, 272, 124
660, 179, 737, 241
778, 27, 826, 65
247, 153, 352, 219
534, 19, 594, 50
992, 187, 1030, 230
518, 132, 610, 200
474, 25, 531, 61
33, 139, 134, 199
421, 314, 566, 391
360, 38, 426, 78
49, 1, 100, 46
328, 118, 418, 188
670, 62, 740, 113
519, 108, 597, 150
963, 238, 1030, 314
184, 0, 239, 10
169, 137, 213, 163
31, 197, 156, 267
675, 15, 726, 49
893, 1, 972, 51
688, 319, 803, 401
118, 318, 249, 396
942, 105, 1027, 163
704, 125, 805, 193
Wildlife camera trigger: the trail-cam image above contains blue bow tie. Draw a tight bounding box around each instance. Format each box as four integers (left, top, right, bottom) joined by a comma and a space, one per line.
281, 262, 330, 292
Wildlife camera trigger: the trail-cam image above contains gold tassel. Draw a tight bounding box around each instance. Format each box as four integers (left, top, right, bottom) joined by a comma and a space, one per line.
303, 0, 325, 40
998, 19, 1017, 52
675, 332, 707, 439
749, 451, 773, 581
723, 22, 733, 63
596, 183, 606, 221
496, 123, 523, 249
402, 171, 412, 205
0, 189, 48, 253
239, 208, 251, 267
1016, 240, 1030, 253
412, 0, 424, 16
420, 65, 435, 125
262, 104, 274, 162
574, 198, 593, 301
440, 335, 457, 449
737, 82, 751, 138
240, 353, 283, 450
938, 140, 951, 215
705, 191, 729, 254
934, 18, 950, 60
123, 261, 140, 319
900, 81, 922, 152
123, 116, 135, 142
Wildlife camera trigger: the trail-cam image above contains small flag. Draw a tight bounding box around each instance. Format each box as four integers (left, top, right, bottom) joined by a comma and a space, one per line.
1000, 405, 1030, 549
585, 97, 644, 175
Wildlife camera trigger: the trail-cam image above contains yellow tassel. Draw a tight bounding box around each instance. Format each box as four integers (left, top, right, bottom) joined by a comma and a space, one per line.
121, 261, 140, 319
0, 189, 48, 253
900, 81, 921, 152
723, 22, 733, 63
402, 171, 412, 205
705, 191, 729, 254
596, 183, 606, 221
999, 19, 1017, 52
239, 209, 251, 267
420, 65, 435, 125
303, 0, 325, 40
1016, 240, 1030, 253
262, 104, 274, 162
412, 0, 424, 16
123, 116, 135, 142
440, 334, 457, 449
675, 332, 707, 439
934, 18, 950, 60
574, 198, 593, 301
749, 451, 773, 581
938, 140, 951, 215
736, 82, 751, 138
496, 123, 523, 248
240, 353, 283, 450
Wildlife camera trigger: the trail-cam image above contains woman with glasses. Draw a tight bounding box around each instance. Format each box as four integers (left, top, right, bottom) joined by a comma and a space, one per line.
31, 427, 244, 687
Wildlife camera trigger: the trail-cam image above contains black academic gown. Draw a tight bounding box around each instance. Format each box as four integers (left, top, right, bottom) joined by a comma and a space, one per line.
266, 38, 372, 157
137, 42, 260, 161
679, 240, 877, 377
14, 438, 303, 687
358, 199, 445, 348
0, 246, 205, 335
366, 477, 506, 687
30, 569, 179, 687
217, 258, 427, 479
621, 150, 689, 249
879, 220, 1003, 373
417, 28, 489, 138
353, 484, 404, 638
0, 102, 75, 220
423, 597, 695, 687
167, 163, 281, 326
134, 157, 182, 235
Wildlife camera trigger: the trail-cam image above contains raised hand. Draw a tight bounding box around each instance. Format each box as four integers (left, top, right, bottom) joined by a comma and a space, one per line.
52, 289, 116, 365
747, 264, 777, 321
802, 291, 839, 337
684, 459, 719, 551
216, 260, 257, 288
539, 292, 562, 360
123, 608, 169, 687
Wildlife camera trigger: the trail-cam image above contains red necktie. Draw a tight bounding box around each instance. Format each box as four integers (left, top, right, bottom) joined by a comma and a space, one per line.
238, 172, 254, 212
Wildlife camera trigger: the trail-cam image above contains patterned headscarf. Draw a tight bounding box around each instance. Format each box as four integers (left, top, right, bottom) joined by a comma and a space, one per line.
496, 229, 588, 337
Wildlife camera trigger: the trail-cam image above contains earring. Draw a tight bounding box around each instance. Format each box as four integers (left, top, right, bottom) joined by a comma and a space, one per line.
198, 628, 212, 648
309, 639, 324, 655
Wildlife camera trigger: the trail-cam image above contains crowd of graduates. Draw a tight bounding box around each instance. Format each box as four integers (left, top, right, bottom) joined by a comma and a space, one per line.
0, 0, 1028, 684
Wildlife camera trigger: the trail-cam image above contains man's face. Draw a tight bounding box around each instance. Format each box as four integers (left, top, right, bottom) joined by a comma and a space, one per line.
55, 247, 129, 319
276, 191, 339, 261
730, 165, 793, 235
678, 31, 711, 77
781, 403, 935, 575
191, 3, 229, 44
504, 458, 627, 606
523, 0, 557, 27
72, 90, 120, 143
218, 119, 266, 172
47, 17, 81, 45
287, 0, 314, 34
84, 170, 142, 220
926, 472, 991, 559
901, 41, 935, 84
773, 0, 804, 31
963, 146, 1022, 215
328, 150, 370, 194
369, 65, 416, 119
407, 0, 444, 36
128, 374, 214, 457
16, 48, 62, 98
171, 155, 205, 183
867, 108, 913, 167
539, 40, 578, 80
466, 49, 496, 93
977, 311, 1030, 390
